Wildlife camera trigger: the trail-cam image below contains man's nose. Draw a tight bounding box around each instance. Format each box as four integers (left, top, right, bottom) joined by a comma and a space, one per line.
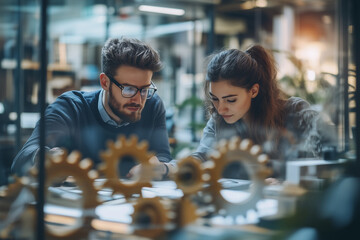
130, 90, 143, 103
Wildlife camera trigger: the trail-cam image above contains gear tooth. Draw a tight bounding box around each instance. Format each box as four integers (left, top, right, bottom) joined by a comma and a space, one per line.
210, 151, 221, 162
20, 176, 31, 186
128, 135, 138, 146
203, 160, 215, 170
29, 167, 38, 177
138, 140, 149, 151
202, 172, 211, 182
79, 158, 93, 171
106, 140, 115, 151
217, 139, 228, 149
240, 138, 253, 151
250, 145, 262, 156
94, 184, 103, 191
53, 150, 64, 164
257, 154, 269, 164
58, 148, 68, 161
97, 162, 106, 172
88, 169, 99, 180
49, 154, 60, 164
118, 135, 126, 142
67, 151, 82, 164
229, 136, 241, 150
45, 157, 52, 168
117, 135, 127, 147
218, 145, 228, 154
68, 151, 82, 164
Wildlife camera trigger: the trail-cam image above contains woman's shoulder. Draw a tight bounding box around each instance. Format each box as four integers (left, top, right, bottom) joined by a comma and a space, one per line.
284, 96, 319, 127
285, 96, 311, 112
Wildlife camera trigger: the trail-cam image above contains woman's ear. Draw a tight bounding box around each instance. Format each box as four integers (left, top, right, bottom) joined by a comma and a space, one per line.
251, 83, 259, 98
100, 73, 110, 90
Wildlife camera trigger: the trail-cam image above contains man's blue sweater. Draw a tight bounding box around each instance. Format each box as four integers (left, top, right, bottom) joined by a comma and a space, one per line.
11, 90, 172, 176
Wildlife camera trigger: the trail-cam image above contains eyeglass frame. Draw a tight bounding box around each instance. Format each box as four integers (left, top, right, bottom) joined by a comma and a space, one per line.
107, 75, 157, 99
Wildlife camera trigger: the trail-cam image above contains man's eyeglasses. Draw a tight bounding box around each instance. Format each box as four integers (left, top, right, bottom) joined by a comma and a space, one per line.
107, 75, 157, 99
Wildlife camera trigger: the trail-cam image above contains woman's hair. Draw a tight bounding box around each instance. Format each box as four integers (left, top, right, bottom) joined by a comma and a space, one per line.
101, 37, 163, 77
204, 44, 287, 144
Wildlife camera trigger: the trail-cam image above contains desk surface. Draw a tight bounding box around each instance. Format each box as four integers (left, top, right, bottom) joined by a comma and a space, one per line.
45, 179, 277, 227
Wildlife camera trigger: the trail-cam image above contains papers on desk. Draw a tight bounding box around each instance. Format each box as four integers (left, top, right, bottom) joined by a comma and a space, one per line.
44, 178, 277, 227
218, 178, 251, 190
210, 199, 278, 225
96, 203, 133, 223
142, 180, 183, 198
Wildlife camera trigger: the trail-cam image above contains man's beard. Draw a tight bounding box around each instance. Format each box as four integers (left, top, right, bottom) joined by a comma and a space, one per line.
108, 86, 142, 123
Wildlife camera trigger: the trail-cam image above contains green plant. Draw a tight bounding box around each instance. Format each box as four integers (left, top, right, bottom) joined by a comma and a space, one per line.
175, 95, 206, 134
272, 49, 333, 105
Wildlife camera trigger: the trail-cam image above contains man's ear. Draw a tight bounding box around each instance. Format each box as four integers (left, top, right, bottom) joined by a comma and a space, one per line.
100, 73, 110, 90
251, 83, 259, 98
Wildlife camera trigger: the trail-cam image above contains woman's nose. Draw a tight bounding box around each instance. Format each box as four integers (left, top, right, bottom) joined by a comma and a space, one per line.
217, 101, 227, 114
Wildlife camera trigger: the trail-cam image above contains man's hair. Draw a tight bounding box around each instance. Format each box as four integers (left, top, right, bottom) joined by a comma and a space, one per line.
101, 37, 162, 77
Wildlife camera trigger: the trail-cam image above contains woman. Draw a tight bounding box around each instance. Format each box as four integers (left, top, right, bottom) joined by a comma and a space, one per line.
192, 45, 323, 178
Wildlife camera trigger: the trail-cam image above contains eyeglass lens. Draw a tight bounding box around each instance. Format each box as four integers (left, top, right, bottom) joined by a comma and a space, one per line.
122, 86, 155, 99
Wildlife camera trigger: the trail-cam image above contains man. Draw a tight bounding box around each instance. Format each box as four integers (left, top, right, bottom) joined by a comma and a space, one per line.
11, 37, 175, 179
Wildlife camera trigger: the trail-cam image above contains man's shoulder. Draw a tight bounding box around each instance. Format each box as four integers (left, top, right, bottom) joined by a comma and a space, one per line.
144, 94, 164, 110
58, 90, 98, 99
56, 90, 100, 105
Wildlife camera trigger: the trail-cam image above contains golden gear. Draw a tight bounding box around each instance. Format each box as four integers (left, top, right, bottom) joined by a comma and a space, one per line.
131, 197, 169, 238
206, 137, 272, 217
99, 135, 155, 198
173, 156, 205, 195
31, 150, 100, 239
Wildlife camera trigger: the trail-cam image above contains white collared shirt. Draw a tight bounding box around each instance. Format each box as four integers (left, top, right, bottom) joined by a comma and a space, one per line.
98, 89, 129, 128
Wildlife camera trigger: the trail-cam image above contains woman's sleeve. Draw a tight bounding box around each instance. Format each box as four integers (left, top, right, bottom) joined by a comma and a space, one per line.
191, 117, 217, 162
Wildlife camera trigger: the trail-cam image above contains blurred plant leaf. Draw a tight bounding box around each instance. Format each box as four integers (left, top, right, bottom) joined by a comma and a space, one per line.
176, 96, 203, 111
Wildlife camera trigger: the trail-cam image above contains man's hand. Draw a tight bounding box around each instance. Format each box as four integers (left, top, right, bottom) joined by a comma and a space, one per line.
265, 178, 280, 185
127, 156, 169, 180
47, 147, 70, 186
48, 147, 65, 157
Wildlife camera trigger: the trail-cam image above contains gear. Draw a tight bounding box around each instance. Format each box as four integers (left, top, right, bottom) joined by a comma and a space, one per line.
173, 156, 205, 195
99, 135, 154, 198
31, 150, 100, 239
206, 137, 272, 217
131, 197, 169, 238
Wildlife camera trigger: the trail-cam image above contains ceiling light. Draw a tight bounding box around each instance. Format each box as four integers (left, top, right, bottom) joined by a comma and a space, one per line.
256, 0, 268, 8
138, 5, 185, 16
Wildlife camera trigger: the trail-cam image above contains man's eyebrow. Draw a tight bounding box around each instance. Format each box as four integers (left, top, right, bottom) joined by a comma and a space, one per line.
121, 83, 151, 88
209, 92, 237, 99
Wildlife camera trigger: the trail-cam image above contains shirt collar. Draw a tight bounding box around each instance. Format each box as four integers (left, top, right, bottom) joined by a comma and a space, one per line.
98, 89, 129, 128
